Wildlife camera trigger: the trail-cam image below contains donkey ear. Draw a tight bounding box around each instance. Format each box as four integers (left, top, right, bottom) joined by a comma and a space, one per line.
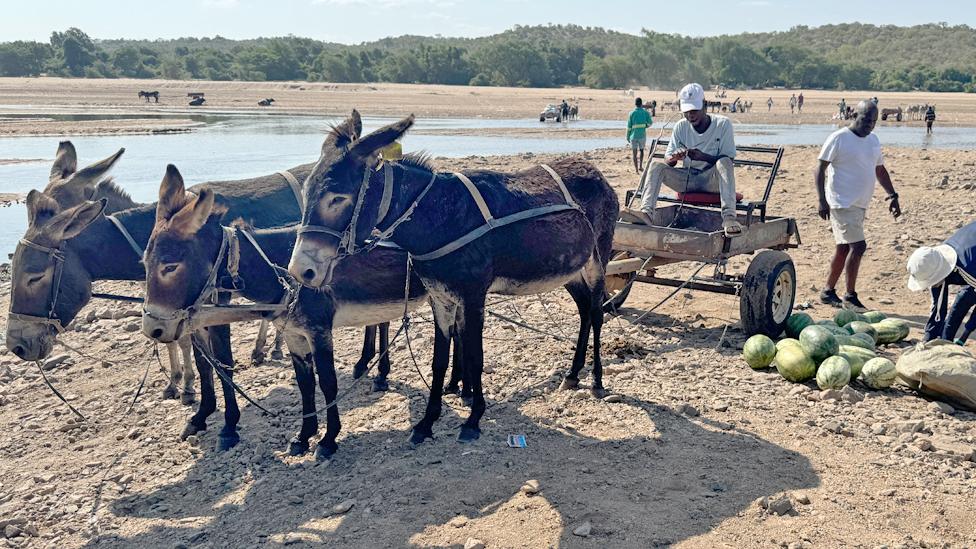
50, 141, 78, 182
157, 164, 187, 222
349, 114, 414, 161
75, 147, 125, 180
322, 109, 364, 152
170, 189, 216, 237
26, 190, 61, 227
44, 199, 107, 241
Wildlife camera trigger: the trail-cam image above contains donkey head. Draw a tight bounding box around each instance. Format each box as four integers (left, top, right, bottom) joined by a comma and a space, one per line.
288, 110, 414, 287
142, 165, 225, 343
6, 191, 106, 360
44, 141, 125, 208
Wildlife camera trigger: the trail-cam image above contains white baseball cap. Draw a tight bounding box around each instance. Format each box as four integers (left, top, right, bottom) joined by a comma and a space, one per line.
907, 244, 957, 291
679, 83, 705, 112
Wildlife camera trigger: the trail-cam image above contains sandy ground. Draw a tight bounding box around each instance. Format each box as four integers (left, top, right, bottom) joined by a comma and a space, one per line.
0, 77, 973, 135
0, 134, 975, 549
0, 116, 200, 137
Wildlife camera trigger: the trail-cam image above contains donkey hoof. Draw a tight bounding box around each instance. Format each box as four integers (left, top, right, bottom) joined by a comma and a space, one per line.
590, 386, 607, 399
162, 387, 178, 400
315, 441, 338, 461
270, 350, 284, 360
217, 432, 240, 452
560, 378, 580, 391
409, 426, 433, 445
444, 383, 461, 396
457, 425, 481, 443
352, 363, 368, 379
180, 393, 196, 406
371, 378, 389, 392
287, 438, 310, 456
461, 395, 474, 408
250, 351, 266, 365
180, 422, 205, 440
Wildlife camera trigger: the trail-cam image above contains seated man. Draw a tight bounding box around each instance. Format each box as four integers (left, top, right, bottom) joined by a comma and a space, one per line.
907, 220, 976, 343
629, 82, 742, 237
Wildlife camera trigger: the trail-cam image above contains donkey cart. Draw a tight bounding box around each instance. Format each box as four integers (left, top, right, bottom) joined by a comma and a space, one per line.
604, 141, 801, 337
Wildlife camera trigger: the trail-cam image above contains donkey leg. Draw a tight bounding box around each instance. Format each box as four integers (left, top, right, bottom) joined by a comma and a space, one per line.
209, 324, 242, 451
560, 278, 594, 391
178, 335, 196, 405
251, 319, 271, 365
589, 277, 608, 398
290, 355, 319, 456
162, 342, 181, 400
183, 337, 216, 439
373, 322, 391, 392
353, 325, 377, 380
458, 296, 487, 443
444, 326, 463, 395
410, 301, 455, 445
311, 332, 341, 460
270, 326, 284, 360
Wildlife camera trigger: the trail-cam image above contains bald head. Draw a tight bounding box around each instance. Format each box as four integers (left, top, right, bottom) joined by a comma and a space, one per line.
851, 100, 879, 137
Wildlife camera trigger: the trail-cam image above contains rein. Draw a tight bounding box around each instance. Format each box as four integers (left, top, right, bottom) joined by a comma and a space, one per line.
8, 238, 68, 334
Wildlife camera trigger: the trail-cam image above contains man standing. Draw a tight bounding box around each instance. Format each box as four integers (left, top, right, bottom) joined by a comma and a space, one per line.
626, 97, 653, 173
907, 221, 976, 344
925, 105, 936, 134
815, 100, 902, 309
767, 97, 773, 111
632, 83, 742, 237
789, 93, 797, 114
838, 98, 847, 118
797, 92, 804, 112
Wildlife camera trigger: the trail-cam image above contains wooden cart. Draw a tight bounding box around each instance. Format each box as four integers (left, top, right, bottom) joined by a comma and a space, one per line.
605, 140, 801, 337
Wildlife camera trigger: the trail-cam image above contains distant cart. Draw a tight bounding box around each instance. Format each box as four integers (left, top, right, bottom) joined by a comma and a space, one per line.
187, 92, 206, 106
605, 140, 801, 337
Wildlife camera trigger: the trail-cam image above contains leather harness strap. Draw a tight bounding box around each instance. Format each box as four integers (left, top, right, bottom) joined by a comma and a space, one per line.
106, 214, 145, 261
278, 170, 303, 209
453, 171, 494, 223
376, 163, 395, 225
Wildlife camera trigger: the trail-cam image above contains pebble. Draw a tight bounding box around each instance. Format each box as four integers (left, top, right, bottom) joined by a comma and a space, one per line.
768, 496, 794, 516
572, 520, 592, 537
794, 492, 811, 505
42, 354, 70, 371
927, 401, 955, 415
464, 538, 486, 549
678, 403, 699, 417
325, 499, 355, 517
520, 480, 540, 495
124, 322, 140, 333
602, 394, 623, 403
711, 402, 729, 412
789, 386, 809, 396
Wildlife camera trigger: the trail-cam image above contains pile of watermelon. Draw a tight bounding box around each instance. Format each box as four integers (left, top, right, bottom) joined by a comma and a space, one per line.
742, 309, 907, 390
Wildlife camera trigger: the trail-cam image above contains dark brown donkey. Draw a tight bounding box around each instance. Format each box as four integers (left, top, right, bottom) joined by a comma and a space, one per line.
142, 165, 449, 459
4, 142, 387, 450
289, 111, 618, 444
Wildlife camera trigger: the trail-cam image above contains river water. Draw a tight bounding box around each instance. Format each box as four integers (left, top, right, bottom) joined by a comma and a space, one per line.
1, 113, 972, 256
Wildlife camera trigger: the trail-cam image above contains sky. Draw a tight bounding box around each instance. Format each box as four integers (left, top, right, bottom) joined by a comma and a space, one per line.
1, 0, 974, 44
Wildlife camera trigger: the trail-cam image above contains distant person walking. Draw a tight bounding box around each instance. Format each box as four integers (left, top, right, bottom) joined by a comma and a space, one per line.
627, 97, 653, 173
767, 97, 773, 111
838, 98, 847, 118
815, 100, 902, 310
797, 92, 805, 112
925, 105, 936, 134
789, 93, 797, 114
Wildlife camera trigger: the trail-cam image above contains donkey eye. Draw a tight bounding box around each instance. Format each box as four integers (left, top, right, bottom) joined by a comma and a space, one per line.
328, 195, 348, 208
27, 274, 45, 286
161, 264, 179, 276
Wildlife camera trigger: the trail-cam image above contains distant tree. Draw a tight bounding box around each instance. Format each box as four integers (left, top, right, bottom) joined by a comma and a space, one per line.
0, 41, 52, 76
50, 28, 97, 76
579, 53, 634, 89
470, 40, 551, 87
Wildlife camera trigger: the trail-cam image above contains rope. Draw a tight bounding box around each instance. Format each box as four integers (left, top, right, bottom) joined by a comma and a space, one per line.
34, 361, 86, 421
629, 262, 709, 326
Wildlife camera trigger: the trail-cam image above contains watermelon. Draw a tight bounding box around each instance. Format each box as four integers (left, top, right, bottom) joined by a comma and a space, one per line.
774, 344, 816, 382
786, 313, 813, 338
816, 356, 851, 390
835, 333, 875, 351
861, 357, 897, 389
845, 321, 878, 342
799, 325, 839, 364
821, 324, 851, 337
776, 338, 802, 351
837, 350, 865, 379
863, 311, 888, 324
834, 309, 860, 327
873, 319, 910, 344
743, 335, 777, 369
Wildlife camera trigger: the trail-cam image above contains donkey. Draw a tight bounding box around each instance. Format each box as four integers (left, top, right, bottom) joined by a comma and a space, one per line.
142, 165, 458, 459
138, 91, 160, 103
289, 111, 618, 444
5, 142, 369, 450
258, 98, 275, 107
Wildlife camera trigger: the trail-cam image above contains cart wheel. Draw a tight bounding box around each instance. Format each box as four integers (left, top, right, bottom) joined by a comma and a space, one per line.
603, 251, 636, 313
739, 250, 795, 337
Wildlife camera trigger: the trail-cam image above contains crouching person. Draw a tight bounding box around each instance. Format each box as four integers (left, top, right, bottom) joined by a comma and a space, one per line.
907, 220, 976, 345
629, 82, 742, 237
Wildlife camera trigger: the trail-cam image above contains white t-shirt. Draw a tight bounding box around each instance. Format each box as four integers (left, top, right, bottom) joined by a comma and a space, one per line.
818, 127, 884, 209
666, 115, 736, 171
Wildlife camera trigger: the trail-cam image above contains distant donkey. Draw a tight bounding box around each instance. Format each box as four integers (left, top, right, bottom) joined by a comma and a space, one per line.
138, 90, 160, 103
258, 98, 275, 107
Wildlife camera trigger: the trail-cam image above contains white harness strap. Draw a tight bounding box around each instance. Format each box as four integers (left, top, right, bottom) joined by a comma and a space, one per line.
539, 163, 581, 210
106, 215, 145, 261
376, 163, 395, 224
453, 171, 494, 224
278, 170, 303, 209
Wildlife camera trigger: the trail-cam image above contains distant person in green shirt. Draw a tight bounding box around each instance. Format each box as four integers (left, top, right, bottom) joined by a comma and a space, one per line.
627, 97, 653, 173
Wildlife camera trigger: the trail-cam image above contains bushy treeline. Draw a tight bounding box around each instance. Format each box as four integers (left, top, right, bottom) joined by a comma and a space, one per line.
2, 24, 976, 92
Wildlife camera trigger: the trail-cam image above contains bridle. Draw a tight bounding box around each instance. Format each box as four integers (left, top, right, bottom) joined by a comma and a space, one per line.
8, 238, 68, 334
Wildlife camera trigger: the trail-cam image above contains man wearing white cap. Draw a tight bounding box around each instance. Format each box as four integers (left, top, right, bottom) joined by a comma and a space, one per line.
633, 82, 742, 237
816, 100, 901, 310
907, 221, 976, 344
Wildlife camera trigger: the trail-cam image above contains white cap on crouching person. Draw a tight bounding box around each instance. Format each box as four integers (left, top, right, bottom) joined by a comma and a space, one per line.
679, 83, 705, 112
906, 244, 957, 291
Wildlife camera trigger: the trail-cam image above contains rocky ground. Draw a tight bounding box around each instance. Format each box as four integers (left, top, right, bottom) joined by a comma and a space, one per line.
1, 144, 975, 548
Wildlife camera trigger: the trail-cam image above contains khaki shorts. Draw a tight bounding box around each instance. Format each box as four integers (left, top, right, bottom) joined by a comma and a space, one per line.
630, 137, 647, 150
830, 207, 866, 244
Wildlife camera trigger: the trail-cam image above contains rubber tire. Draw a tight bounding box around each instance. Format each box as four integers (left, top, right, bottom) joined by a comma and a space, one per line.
739, 249, 796, 337
540, 116, 545, 122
